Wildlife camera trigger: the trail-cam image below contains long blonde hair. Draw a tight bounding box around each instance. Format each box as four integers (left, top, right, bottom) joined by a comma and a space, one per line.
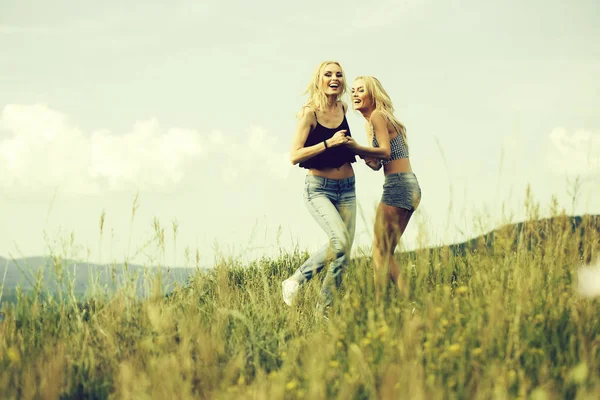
301, 61, 347, 114
354, 76, 407, 146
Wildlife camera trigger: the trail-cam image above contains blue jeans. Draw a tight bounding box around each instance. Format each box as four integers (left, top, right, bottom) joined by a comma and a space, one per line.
291, 175, 357, 309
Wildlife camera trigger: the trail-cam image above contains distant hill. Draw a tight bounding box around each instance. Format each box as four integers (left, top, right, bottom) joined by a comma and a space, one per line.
2, 214, 599, 306
0, 256, 202, 305
399, 213, 600, 263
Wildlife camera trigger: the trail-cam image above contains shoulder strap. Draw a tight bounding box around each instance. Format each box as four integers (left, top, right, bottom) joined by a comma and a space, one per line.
385, 116, 402, 139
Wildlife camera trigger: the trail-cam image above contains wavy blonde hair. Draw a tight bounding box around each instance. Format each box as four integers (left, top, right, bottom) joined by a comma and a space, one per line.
301, 61, 347, 115
354, 76, 407, 146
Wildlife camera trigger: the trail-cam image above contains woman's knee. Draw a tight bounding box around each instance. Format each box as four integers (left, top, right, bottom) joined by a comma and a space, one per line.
373, 232, 393, 254
330, 231, 352, 256
331, 243, 349, 260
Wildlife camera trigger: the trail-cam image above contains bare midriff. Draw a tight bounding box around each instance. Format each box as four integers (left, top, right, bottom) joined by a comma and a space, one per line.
308, 163, 355, 180
383, 157, 413, 176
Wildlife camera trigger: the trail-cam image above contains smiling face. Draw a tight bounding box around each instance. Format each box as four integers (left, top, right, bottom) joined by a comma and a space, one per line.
351, 78, 374, 112
321, 63, 345, 96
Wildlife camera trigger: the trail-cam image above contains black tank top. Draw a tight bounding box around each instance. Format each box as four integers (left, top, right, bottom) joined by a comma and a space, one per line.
299, 108, 356, 170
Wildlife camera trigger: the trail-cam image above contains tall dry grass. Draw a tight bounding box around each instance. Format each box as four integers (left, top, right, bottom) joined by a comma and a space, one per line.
1, 197, 599, 399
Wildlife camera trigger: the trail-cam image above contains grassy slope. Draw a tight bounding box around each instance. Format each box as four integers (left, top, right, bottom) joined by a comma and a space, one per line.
0, 213, 599, 399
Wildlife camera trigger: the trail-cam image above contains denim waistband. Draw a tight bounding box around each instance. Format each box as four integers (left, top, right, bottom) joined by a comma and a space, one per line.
305, 175, 356, 190
384, 172, 417, 182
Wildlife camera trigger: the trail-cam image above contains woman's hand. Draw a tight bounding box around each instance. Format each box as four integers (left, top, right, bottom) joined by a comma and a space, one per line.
364, 156, 382, 171
344, 137, 360, 149
326, 130, 349, 148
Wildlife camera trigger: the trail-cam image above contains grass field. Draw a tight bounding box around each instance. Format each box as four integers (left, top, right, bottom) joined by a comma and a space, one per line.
1, 205, 599, 399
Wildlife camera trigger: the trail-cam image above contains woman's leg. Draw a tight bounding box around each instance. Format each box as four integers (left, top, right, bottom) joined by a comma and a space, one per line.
372, 202, 414, 303
284, 179, 353, 307
318, 184, 356, 311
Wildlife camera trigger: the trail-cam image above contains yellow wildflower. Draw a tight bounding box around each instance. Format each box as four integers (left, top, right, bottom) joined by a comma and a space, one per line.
377, 325, 389, 337
7, 347, 20, 363
568, 363, 588, 384
286, 379, 298, 391
456, 286, 468, 294
448, 343, 461, 354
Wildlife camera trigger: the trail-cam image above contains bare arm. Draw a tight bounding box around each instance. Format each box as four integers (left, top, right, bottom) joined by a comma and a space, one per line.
346, 111, 391, 159
289, 108, 349, 165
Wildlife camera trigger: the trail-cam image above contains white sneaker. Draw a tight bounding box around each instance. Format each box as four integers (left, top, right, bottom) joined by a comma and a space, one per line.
282, 279, 300, 306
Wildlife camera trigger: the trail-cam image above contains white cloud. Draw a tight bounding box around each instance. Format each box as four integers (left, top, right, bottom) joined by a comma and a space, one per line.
87, 120, 202, 189
0, 104, 290, 196
547, 128, 600, 176
245, 126, 291, 180
197, 126, 292, 183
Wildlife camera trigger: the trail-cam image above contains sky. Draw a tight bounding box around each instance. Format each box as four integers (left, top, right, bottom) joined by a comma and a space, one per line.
1, 0, 599, 268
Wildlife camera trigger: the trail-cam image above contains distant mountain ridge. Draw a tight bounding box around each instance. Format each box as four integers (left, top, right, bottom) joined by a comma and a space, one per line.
2, 214, 599, 305
0, 256, 201, 305
400, 213, 600, 263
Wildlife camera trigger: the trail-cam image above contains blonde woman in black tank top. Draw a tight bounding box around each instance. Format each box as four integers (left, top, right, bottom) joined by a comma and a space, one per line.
346, 76, 422, 304
282, 61, 357, 315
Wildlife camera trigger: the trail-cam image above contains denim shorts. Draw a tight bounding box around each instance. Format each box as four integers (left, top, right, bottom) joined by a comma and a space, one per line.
381, 172, 421, 211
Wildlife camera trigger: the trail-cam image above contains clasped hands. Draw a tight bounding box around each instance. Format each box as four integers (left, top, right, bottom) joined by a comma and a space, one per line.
326, 130, 380, 170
